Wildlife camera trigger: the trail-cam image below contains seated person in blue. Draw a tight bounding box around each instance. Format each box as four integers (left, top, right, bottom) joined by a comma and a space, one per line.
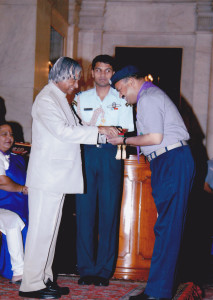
0, 122, 28, 283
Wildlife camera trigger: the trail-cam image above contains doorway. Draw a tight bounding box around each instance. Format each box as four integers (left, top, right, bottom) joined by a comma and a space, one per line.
115, 47, 182, 108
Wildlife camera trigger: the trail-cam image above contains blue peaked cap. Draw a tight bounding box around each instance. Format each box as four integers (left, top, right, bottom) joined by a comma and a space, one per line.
110, 65, 140, 88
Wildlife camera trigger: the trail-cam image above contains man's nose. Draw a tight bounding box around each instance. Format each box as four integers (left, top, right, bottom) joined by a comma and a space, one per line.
100, 71, 106, 77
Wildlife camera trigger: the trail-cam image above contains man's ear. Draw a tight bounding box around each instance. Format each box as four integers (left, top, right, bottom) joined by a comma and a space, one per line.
128, 77, 135, 87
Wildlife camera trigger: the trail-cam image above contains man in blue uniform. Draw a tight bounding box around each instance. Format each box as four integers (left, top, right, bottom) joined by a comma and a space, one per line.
74, 55, 134, 286
108, 65, 195, 300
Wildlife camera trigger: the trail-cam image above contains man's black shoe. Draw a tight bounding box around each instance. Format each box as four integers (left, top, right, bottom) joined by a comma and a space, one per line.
46, 278, 70, 295
129, 291, 170, 300
19, 287, 61, 299
78, 276, 94, 285
94, 276, 109, 286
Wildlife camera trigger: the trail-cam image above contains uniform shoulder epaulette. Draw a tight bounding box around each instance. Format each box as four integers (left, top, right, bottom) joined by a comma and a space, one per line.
72, 100, 77, 106
72, 91, 83, 106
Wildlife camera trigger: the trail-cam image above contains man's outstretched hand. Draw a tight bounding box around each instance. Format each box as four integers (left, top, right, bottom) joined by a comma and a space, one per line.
98, 126, 119, 137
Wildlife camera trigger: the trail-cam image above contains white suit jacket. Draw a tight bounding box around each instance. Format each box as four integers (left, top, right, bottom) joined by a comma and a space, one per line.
26, 82, 98, 193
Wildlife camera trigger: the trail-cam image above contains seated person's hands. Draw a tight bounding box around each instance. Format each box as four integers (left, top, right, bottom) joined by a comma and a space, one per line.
21, 186, 28, 195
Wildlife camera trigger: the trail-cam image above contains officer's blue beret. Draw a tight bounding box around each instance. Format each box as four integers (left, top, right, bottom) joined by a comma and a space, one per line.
110, 65, 140, 88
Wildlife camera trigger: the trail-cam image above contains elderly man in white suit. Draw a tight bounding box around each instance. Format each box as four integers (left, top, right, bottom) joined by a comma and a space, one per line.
19, 57, 118, 299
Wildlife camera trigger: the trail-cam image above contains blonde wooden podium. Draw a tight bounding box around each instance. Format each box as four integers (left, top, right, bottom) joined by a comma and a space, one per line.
114, 155, 157, 280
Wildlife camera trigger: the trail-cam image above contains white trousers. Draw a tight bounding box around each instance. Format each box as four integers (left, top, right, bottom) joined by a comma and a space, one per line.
20, 188, 65, 292
0, 209, 25, 276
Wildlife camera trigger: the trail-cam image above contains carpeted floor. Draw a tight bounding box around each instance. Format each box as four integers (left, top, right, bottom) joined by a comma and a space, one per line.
0, 275, 210, 299
0, 275, 144, 300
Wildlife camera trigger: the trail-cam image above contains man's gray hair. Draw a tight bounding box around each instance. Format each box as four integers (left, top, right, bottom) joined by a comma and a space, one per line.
48, 57, 82, 83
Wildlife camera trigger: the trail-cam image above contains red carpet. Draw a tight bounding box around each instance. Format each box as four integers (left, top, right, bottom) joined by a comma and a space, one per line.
0, 275, 143, 299
173, 282, 202, 300
0, 275, 207, 299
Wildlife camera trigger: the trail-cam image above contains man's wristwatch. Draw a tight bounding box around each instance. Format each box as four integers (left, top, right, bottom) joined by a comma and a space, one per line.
123, 137, 127, 145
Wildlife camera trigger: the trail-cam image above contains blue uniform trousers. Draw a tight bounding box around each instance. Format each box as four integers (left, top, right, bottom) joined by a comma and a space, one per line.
75, 144, 123, 279
145, 145, 195, 299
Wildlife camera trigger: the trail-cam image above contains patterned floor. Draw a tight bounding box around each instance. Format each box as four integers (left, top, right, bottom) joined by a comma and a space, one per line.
0, 275, 144, 300
0, 275, 211, 299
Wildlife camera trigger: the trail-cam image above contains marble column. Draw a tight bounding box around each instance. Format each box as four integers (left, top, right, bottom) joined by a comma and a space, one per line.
0, 0, 37, 142
193, 1, 213, 156
77, 0, 106, 88
192, 32, 212, 139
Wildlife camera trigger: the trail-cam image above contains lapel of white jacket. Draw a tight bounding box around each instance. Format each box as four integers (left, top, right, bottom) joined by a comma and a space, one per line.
51, 90, 79, 126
